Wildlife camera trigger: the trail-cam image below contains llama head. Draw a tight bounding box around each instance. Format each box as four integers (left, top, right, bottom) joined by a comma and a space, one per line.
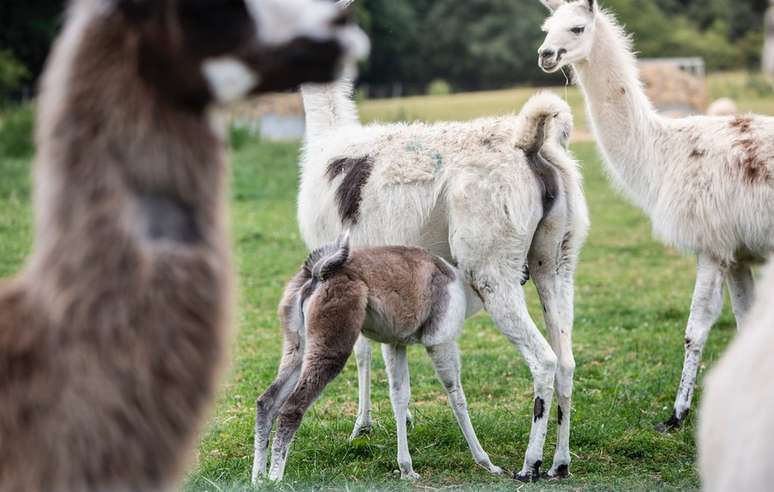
101, 0, 369, 107
537, 0, 596, 73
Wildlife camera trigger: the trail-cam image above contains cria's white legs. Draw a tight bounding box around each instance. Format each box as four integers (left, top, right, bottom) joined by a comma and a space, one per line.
350, 335, 373, 440
382, 344, 418, 480
727, 264, 755, 330
426, 342, 504, 475
659, 254, 725, 432
252, 341, 304, 484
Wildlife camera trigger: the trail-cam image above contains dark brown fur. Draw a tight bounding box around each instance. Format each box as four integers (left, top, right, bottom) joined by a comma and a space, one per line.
0, 0, 355, 490
326, 156, 375, 224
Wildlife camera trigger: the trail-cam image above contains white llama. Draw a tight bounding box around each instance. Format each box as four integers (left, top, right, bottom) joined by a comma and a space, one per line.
537, 0, 774, 431
288, 81, 589, 481
699, 260, 774, 492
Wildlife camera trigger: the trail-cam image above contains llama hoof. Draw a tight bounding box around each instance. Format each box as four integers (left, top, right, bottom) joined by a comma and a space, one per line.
544, 463, 570, 479
487, 464, 506, 476
514, 460, 542, 483
349, 419, 373, 441
654, 410, 685, 433
400, 470, 421, 481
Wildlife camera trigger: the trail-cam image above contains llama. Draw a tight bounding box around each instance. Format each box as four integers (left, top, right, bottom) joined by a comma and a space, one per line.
252, 233, 505, 482
291, 84, 589, 481
698, 260, 774, 492
0, 0, 367, 490
537, 0, 774, 431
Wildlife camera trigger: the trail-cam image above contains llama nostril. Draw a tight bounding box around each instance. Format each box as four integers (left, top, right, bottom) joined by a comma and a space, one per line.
541, 49, 555, 60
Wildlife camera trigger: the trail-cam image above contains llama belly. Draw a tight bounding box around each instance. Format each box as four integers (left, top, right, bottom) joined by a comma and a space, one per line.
361, 307, 421, 345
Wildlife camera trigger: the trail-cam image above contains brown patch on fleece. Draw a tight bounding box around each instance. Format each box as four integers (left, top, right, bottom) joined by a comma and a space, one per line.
734, 138, 769, 184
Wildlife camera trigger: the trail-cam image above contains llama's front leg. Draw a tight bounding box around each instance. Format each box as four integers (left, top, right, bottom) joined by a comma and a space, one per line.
657, 254, 725, 432
426, 342, 504, 475
727, 264, 755, 330
382, 344, 419, 480
349, 335, 373, 440
474, 275, 557, 482
252, 345, 303, 484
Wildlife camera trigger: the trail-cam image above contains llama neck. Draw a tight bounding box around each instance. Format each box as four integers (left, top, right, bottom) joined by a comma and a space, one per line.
300, 80, 360, 144
28, 11, 228, 304
572, 11, 665, 208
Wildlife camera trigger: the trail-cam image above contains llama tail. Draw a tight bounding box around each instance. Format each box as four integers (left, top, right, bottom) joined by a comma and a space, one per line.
513, 91, 573, 154
304, 230, 352, 281
300, 79, 360, 140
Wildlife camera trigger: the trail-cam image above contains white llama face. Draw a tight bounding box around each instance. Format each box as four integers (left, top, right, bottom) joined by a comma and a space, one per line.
537, 0, 596, 73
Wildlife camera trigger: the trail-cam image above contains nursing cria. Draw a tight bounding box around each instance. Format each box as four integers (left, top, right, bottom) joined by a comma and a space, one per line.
252, 234, 504, 482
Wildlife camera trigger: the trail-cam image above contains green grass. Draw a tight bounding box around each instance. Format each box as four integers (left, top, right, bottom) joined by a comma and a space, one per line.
0, 98, 745, 490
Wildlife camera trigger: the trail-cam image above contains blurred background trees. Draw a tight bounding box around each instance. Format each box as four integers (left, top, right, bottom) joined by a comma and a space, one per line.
0, 0, 769, 99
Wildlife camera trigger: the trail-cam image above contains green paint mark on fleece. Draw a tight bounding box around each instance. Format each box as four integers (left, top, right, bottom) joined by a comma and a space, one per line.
432, 152, 444, 173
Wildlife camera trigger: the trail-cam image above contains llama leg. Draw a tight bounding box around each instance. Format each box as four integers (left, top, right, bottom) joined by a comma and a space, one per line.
382, 342, 414, 428
252, 342, 304, 483
727, 264, 755, 330
530, 253, 575, 479
657, 254, 725, 432
382, 344, 418, 480
471, 273, 557, 482
349, 335, 373, 440
426, 341, 504, 475
268, 344, 352, 481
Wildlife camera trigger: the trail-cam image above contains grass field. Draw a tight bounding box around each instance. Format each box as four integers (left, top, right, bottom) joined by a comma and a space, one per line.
1, 73, 764, 490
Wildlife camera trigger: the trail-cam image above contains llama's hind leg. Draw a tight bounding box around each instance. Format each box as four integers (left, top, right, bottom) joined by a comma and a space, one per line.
529, 230, 577, 479
252, 341, 304, 484
269, 284, 366, 481
350, 335, 373, 440
470, 270, 557, 482
382, 344, 418, 480
657, 254, 725, 432
426, 341, 504, 475
268, 347, 353, 481
727, 264, 755, 330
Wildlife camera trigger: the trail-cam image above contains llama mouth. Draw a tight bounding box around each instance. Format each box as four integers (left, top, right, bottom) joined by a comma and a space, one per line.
540, 60, 560, 72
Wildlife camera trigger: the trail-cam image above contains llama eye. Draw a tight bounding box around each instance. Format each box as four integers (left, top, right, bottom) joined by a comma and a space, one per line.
570, 26, 585, 34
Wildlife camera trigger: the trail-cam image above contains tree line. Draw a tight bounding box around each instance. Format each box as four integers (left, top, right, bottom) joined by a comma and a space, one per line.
0, 0, 769, 101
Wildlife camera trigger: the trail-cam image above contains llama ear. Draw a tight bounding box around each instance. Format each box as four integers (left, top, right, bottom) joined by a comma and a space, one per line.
539, 0, 565, 12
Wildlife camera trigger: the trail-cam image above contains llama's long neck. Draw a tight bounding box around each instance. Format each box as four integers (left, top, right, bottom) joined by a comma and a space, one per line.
27, 10, 229, 315
572, 11, 666, 210
300, 79, 360, 144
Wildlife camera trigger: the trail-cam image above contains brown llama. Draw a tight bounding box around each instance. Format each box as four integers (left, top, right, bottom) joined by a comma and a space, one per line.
0, 0, 367, 490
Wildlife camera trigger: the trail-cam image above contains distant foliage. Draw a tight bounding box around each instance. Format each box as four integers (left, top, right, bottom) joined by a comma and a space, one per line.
359, 0, 768, 91
0, 0, 769, 98
0, 50, 28, 102
0, 105, 34, 158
